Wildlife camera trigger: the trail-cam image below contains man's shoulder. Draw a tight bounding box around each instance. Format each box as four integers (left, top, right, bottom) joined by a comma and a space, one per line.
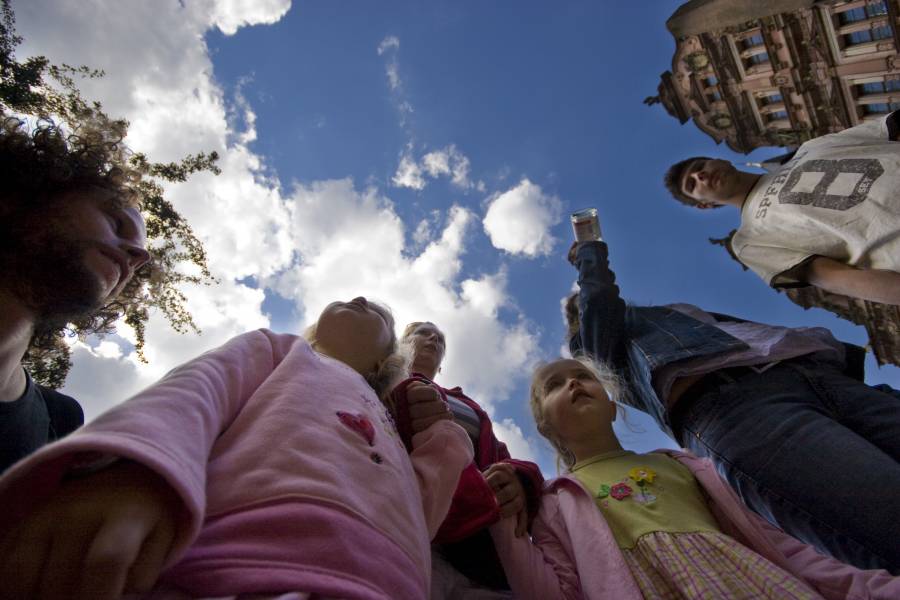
35, 384, 84, 438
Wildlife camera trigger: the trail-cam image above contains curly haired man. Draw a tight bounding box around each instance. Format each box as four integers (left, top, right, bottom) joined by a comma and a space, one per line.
0, 118, 151, 472
664, 110, 900, 305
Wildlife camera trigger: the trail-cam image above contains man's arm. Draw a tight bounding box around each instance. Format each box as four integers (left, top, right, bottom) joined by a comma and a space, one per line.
791, 256, 900, 305
570, 241, 628, 367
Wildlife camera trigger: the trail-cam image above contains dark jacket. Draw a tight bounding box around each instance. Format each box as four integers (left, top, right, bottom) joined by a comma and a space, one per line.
570, 241, 865, 438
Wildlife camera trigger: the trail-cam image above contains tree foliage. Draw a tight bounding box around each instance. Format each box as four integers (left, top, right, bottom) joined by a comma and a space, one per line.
1, 0, 219, 387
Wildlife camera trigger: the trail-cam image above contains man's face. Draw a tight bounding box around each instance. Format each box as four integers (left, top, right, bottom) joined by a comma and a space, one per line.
2, 187, 151, 320
680, 158, 742, 207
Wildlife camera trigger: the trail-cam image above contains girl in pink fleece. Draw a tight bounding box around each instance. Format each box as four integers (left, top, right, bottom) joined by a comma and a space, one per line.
0, 297, 473, 600
488, 356, 900, 600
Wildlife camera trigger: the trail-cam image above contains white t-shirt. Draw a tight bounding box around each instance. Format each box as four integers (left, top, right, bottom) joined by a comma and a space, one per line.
732, 113, 900, 286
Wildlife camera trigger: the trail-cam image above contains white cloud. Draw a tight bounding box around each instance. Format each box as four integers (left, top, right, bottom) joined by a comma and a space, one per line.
270, 180, 540, 409
377, 35, 400, 55
483, 179, 562, 257
377, 35, 403, 92
15, 0, 291, 418
392, 149, 426, 190
18, 2, 541, 441
413, 219, 432, 245
204, 0, 292, 35
492, 418, 538, 464
393, 144, 483, 192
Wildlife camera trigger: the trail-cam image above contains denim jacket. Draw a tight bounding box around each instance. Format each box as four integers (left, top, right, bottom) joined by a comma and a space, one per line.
569, 242, 864, 438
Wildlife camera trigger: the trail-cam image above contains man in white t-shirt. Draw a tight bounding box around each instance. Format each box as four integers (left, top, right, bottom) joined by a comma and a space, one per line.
664, 110, 900, 305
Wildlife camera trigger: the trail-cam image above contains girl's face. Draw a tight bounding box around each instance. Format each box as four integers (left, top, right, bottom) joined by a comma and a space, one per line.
537, 359, 617, 446
315, 297, 394, 375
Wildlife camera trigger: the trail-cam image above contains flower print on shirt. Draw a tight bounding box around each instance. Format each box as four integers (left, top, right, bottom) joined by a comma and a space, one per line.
628, 467, 657, 504
610, 482, 633, 501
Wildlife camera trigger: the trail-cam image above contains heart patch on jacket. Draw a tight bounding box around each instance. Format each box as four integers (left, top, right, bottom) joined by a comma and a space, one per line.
337, 411, 376, 446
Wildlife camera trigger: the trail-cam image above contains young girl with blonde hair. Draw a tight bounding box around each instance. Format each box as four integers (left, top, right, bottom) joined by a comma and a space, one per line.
488, 356, 900, 600
0, 296, 472, 600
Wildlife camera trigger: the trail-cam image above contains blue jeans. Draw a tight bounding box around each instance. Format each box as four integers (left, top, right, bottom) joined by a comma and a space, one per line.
675, 357, 900, 573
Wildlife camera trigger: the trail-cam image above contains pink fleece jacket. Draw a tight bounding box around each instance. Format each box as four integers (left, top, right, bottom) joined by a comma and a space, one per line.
0, 330, 473, 599
490, 450, 900, 600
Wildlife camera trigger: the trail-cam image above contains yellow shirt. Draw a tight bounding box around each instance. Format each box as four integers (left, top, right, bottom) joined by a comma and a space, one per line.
571, 450, 721, 549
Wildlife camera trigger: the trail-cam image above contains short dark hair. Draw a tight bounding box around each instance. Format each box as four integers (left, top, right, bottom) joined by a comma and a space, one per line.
664, 156, 712, 208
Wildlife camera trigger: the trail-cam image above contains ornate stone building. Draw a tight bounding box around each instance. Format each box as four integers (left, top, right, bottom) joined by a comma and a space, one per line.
652, 0, 900, 153
655, 1, 900, 367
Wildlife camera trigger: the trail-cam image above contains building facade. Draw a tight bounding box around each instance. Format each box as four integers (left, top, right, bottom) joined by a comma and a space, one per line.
652, 0, 900, 153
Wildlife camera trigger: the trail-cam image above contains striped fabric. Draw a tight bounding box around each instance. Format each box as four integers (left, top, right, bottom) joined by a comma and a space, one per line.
447, 395, 482, 444
622, 531, 821, 599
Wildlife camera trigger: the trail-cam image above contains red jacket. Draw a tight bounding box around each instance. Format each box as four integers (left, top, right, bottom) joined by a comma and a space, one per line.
391, 376, 545, 587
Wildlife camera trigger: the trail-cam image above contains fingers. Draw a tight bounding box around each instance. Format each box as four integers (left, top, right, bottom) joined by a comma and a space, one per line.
125, 517, 176, 594
515, 506, 528, 538
482, 463, 515, 489
410, 411, 452, 433
406, 382, 441, 404
567, 241, 579, 263
497, 490, 525, 519
406, 382, 451, 433
0, 523, 48, 600
37, 522, 94, 600
484, 465, 526, 519
76, 515, 148, 600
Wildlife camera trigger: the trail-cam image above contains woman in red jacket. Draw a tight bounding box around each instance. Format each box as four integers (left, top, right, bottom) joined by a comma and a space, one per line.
390, 321, 544, 597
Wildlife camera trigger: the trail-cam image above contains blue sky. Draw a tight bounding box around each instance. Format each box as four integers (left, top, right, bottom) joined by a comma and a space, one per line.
20, 0, 899, 475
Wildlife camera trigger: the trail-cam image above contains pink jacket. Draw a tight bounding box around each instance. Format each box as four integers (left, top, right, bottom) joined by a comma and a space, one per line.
0, 330, 474, 600
490, 450, 900, 600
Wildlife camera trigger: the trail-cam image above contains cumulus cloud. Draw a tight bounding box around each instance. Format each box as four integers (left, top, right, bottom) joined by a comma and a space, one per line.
205, 0, 292, 35
483, 179, 562, 257
492, 418, 538, 464
393, 144, 483, 192
392, 149, 426, 190
14, 0, 291, 417
17, 1, 542, 445
270, 180, 540, 408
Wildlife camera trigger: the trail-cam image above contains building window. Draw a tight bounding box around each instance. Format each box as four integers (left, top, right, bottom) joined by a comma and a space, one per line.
863, 101, 900, 114
843, 25, 893, 46
839, 1, 889, 24
760, 93, 784, 105
858, 79, 900, 95
741, 33, 765, 49
746, 52, 770, 66
766, 110, 789, 121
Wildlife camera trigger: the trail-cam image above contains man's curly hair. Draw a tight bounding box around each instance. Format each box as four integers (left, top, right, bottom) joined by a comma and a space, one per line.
0, 116, 141, 211
663, 156, 715, 208
0, 117, 151, 368
0, 0, 218, 388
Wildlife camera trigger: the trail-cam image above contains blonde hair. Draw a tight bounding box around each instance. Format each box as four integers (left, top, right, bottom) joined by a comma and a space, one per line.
303, 300, 411, 401
401, 321, 431, 341
529, 356, 626, 470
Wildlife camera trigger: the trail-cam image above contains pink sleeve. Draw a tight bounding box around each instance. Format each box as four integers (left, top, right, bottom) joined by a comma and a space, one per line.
0, 329, 296, 560
752, 512, 900, 600
409, 419, 475, 539
489, 499, 584, 600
